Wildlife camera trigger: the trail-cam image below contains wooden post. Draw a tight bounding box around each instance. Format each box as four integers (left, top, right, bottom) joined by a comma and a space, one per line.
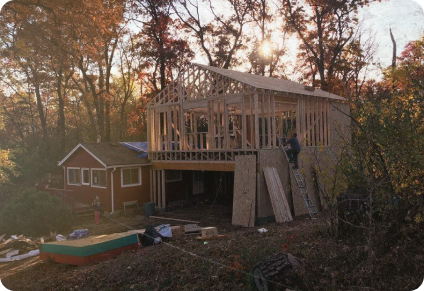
242, 95, 247, 149
267, 94, 271, 148
152, 169, 157, 205
167, 108, 172, 150
311, 99, 316, 147
147, 109, 151, 152
173, 106, 179, 149
180, 104, 185, 150
326, 101, 330, 146
155, 112, 160, 151
161, 170, 166, 208
271, 95, 276, 148
217, 99, 221, 150
150, 169, 153, 202
254, 93, 260, 149
250, 94, 254, 149
261, 94, 266, 148
319, 100, 323, 145
157, 170, 162, 207
194, 113, 198, 150
224, 101, 229, 149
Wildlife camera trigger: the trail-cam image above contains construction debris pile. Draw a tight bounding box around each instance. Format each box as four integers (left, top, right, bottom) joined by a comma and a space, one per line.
0, 234, 42, 262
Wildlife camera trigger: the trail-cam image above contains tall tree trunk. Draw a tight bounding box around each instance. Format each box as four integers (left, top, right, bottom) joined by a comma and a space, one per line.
32, 71, 50, 154
57, 68, 66, 156
390, 28, 397, 68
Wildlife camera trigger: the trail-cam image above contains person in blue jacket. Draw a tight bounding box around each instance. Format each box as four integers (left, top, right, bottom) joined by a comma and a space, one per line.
284, 133, 301, 169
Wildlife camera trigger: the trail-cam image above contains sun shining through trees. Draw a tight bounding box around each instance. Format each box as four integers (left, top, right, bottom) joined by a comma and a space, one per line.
260, 40, 273, 58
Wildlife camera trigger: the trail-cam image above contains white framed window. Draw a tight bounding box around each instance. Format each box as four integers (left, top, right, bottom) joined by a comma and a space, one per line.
166, 170, 182, 183
91, 168, 107, 188
67, 167, 81, 185
121, 167, 141, 187
81, 168, 90, 185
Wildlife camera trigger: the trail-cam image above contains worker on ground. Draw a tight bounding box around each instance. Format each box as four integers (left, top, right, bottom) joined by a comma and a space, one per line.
284, 133, 301, 169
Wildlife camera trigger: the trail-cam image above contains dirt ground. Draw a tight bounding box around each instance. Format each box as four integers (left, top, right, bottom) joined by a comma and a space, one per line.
1, 204, 423, 291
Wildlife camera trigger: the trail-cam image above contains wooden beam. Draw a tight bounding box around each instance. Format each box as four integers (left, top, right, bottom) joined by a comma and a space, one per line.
224, 102, 229, 149
267, 94, 271, 148
148, 216, 200, 224
271, 95, 276, 147
149, 169, 153, 202
254, 93, 260, 149
147, 109, 151, 152
161, 170, 166, 208
261, 94, 266, 148
167, 108, 172, 150
152, 161, 235, 172
250, 94, 254, 149
152, 169, 157, 205
157, 170, 162, 207
242, 95, 246, 149
312, 99, 316, 146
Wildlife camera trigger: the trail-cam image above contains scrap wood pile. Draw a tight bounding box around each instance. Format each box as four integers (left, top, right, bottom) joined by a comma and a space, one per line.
137, 223, 226, 247
0, 234, 43, 262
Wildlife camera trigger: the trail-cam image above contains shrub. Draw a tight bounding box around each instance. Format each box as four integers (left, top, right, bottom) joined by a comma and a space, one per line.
0, 189, 74, 237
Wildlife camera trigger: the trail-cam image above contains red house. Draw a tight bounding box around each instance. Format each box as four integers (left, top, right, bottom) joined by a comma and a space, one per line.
58, 142, 151, 213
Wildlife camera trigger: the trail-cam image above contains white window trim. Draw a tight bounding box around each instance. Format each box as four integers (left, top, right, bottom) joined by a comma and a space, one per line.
166, 170, 182, 183
121, 167, 142, 188
81, 168, 90, 185
91, 168, 107, 189
67, 167, 81, 186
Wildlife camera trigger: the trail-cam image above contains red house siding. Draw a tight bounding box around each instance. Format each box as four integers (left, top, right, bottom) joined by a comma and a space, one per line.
111, 166, 151, 211
63, 148, 110, 210
62, 147, 151, 212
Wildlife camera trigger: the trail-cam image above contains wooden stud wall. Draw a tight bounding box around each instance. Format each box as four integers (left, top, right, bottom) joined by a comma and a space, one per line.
151, 169, 166, 208
296, 97, 330, 147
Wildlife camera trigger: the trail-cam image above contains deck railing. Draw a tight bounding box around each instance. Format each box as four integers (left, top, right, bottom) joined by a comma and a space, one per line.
35, 182, 77, 211
149, 149, 257, 162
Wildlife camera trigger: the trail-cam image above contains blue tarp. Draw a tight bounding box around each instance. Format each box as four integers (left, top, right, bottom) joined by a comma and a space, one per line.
120, 142, 148, 158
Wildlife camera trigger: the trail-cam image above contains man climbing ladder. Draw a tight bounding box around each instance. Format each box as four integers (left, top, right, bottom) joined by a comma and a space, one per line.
284, 133, 301, 169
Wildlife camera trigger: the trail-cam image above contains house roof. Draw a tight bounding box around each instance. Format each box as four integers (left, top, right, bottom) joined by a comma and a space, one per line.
194, 64, 345, 101
119, 142, 148, 159
58, 142, 150, 168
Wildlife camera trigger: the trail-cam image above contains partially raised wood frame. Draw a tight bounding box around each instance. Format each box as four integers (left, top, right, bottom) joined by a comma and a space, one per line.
147, 64, 342, 164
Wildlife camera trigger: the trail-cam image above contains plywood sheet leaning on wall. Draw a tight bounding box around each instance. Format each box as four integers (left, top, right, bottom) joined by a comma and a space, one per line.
263, 167, 293, 222
232, 155, 256, 227
258, 150, 292, 218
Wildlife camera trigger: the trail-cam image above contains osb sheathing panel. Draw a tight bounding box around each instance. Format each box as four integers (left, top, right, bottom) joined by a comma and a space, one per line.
232, 155, 256, 227
258, 149, 293, 218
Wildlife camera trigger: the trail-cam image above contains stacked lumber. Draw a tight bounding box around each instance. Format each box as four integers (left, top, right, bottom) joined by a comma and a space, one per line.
263, 167, 293, 223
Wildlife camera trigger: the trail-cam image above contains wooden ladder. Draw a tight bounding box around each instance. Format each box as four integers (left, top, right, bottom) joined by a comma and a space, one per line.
277, 137, 319, 218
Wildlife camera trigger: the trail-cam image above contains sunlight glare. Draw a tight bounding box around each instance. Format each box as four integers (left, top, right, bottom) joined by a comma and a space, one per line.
261, 41, 273, 57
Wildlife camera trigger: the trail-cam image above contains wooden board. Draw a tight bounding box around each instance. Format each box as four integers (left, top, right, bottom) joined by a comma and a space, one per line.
257, 149, 291, 218
263, 167, 293, 223
232, 155, 256, 227
201, 227, 218, 238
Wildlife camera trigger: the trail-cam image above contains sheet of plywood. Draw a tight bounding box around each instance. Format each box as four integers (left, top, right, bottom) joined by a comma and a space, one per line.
257, 150, 292, 218
263, 167, 293, 222
232, 155, 256, 227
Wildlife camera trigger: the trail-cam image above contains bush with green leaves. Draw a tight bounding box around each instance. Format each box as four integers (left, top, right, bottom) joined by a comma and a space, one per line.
0, 189, 74, 237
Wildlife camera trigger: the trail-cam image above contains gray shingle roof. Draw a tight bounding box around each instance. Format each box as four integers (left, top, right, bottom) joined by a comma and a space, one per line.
194, 64, 345, 101
79, 142, 149, 167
